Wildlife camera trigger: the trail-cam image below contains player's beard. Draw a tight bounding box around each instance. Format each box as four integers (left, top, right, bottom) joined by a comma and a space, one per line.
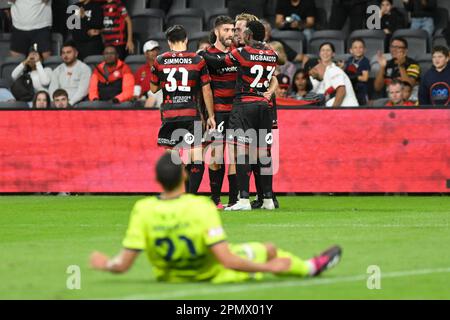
219, 36, 233, 49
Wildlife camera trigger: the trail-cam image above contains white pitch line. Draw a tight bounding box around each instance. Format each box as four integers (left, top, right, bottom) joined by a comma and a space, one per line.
119, 267, 450, 300
248, 223, 450, 228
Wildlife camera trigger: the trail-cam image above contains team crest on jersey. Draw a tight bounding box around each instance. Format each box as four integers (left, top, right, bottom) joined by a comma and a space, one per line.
208, 227, 224, 237
113, 71, 121, 78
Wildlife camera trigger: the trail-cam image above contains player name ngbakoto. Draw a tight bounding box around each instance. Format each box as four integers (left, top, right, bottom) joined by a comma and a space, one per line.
164, 58, 193, 65
249, 54, 277, 62
176, 304, 274, 317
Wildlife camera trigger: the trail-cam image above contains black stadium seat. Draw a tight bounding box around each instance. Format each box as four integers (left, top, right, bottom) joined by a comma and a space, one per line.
207, 8, 229, 30
0, 78, 10, 88
167, 8, 205, 34
189, 0, 226, 22
83, 55, 103, 70
271, 29, 304, 55
187, 31, 210, 52
0, 101, 30, 109
392, 29, 428, 59
417, 54, 433, 75
433, 35, 448, 48
433, 8, 449, 33
308, 30, 345, 55
45, 56, 63, 70
348, 29, 386, 59
150, 32, 170, 53
124, 55, 146, 73
51, 33, 64, 56
0, 33, 11, 65
0, 56, 24, 85
131, 9, 165, 44
168, 0, 187, 15
125, 0, 147, 17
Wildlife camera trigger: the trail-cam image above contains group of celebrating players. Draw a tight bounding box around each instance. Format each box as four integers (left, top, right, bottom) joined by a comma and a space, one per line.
90, 13, 343, 281
149, 13, 280, 211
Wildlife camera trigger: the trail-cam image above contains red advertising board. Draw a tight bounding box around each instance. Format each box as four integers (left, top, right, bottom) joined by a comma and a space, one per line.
0, 109, 448, 193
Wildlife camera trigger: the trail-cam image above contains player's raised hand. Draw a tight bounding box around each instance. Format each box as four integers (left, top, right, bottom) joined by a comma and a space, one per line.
265, 257, 291, 273
90, 251, 109, 271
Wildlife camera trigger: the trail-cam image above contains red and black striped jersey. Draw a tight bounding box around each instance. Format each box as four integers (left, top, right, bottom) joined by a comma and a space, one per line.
150, 51, 211, 122
225, 43, 278, 103
102, 0, 128, 47
204, 46, 238, 112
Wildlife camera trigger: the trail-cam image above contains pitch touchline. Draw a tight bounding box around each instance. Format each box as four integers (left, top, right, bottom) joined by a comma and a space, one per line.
119, 267, 450, 300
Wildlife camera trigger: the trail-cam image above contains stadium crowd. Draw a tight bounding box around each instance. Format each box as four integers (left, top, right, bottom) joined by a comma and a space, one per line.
0, 0, 448, 108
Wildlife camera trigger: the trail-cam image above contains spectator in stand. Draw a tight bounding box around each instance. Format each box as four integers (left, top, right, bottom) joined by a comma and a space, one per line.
0, 87, 16, 102
275, 0, 316, 42
403, 0, 436, 39
385, 80, 416, 106
49, 41, 92, 106
270, 41, 296, 85
309, 42, 359, 107
275, 74, 290, 98
52, 89, 70, 109
341, 38, 370, 106
9, 0, 52, 59
374, 37, 421, 98
380, 0, 407, 48
32, 90, 51, 108
102, 0, 134, 60
72, 0, 104, 60
402, 81, 415, 102
12, 50, 52, 93
88, 45, 134, 103
419, 46, 450, 106
329, 0, 373, 32
262, 19, 307, 65
290, 68, 313, 100
134, 40, 162, 108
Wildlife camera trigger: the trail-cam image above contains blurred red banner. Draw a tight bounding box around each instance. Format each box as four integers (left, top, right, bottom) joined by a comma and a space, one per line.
0, 109, 448, 193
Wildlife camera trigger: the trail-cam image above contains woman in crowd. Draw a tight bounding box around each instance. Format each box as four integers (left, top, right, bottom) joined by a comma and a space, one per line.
290, 68, 313, 100
32, 90, 51, 109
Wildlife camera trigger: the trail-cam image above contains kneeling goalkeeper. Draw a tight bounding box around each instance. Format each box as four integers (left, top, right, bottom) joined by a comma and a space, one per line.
90, 153, 342, 283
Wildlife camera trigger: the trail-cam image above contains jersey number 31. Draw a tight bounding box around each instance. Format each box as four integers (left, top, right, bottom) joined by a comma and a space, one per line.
163, 67, 191, 92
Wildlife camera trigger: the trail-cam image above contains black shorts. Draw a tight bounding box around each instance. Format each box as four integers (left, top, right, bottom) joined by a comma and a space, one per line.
203, 111, 230, 145
158, 120, 203, 149
227, 101, 273, 148
11, 26, 52, 55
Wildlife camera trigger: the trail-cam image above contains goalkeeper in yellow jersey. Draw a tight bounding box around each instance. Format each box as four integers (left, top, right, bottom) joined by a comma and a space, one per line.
90, 153, 342, 283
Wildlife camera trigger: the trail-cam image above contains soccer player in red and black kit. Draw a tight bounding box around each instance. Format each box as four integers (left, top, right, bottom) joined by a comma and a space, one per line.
150, 25, 216, 194
202, 16, 239, 209
201, 20, 278, 211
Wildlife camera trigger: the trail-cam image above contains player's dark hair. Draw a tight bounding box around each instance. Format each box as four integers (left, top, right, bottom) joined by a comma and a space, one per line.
156, 152, 184, 191
246, 20, 265, 42
319, 42, 335, 53
350, 38, 366, 48
166, 25, 187, 43
390, 37, 408, 49
432, 45, 449, 57
214, 15, 234, 28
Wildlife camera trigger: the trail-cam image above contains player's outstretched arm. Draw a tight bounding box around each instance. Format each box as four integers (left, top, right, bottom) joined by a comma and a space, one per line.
210, 241, 291, 274
90, 249, 141, 274
202, 83, 216, 130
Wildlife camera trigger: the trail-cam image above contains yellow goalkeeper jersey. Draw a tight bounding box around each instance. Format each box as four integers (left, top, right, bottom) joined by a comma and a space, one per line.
122, 194, 227, 282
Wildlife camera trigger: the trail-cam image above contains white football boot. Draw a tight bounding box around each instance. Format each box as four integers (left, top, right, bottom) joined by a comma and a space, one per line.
261, 198, 275, 210
224, 198, 252, 211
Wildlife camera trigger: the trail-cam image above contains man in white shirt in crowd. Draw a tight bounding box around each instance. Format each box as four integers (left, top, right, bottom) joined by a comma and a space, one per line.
9, 0, 53, 59
309, 42, 359, 107
49, 41, 92, 106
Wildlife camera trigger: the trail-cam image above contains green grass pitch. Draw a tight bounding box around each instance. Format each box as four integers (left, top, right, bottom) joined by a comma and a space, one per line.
1, 195, 449, 300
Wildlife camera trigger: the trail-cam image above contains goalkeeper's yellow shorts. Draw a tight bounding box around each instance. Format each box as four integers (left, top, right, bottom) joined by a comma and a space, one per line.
211, 242, 268, 284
